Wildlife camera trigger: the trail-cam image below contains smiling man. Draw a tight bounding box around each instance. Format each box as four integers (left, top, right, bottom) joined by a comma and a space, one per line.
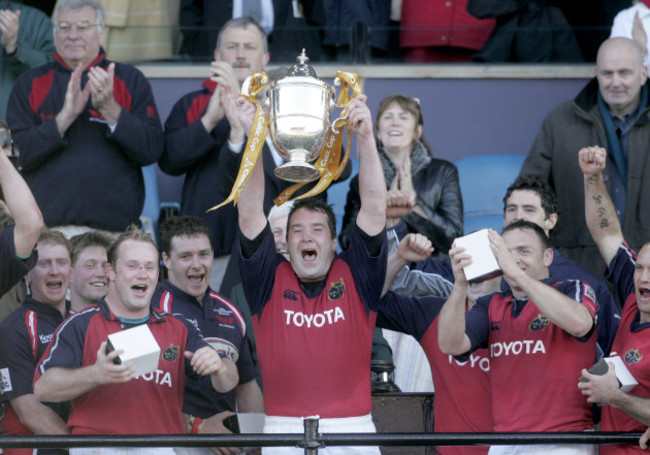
0, 230, 71, 454
6, 0, 163, 237
438, 221, 599, 455
236, 93, 386, 455
152, 215, 263, 455
521, 37, 650, 281
33, 227, 238, 454
68, 230, 112, 314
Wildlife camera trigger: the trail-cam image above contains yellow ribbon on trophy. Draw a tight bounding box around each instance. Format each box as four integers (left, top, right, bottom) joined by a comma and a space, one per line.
273, 71, 362, 206
207, 72, 269, 211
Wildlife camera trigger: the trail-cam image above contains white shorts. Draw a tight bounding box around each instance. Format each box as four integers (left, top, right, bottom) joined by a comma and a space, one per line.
488, 444, 597, 455
262, 414, 380, 455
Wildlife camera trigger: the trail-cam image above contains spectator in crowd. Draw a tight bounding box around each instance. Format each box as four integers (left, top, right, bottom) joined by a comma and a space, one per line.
152, 215, 263, 454
578, 145, 650, 455
161, 16, 269, 292
377, 232, 498, 454
467, 0, 583, 62
611, 0, 650, 71
178, 0, 323, 63
399, 0, 495, 63
68, 230, 112, 314
0, 1, 54, 119
236, 93, 386, 455
0, 230, 71, 454
7, 0, 163, 238
0, 121, 43, 319
340, 94, 463, 258
320, 0, 392, 62
438, 221, 598, 455
33, 227, 238, 453
520, 37, 650, 280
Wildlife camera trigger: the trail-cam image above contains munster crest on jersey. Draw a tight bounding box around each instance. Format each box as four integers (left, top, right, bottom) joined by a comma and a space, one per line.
625, 349, 643, 364
529, 314, 549, 331
328, 278, 345, 300
162, 344, 180, 361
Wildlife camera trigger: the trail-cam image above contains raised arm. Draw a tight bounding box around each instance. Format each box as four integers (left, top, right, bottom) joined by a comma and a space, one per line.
235, 96, 267, 240
349, 94, 386, 237
437, 243, 473, 356
488, 229, 594, 338
0, 148, 43, 257
579, 146, 623, 266
383, 233, 433, 296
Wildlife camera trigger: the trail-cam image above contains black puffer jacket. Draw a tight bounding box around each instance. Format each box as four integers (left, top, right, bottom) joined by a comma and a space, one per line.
339, 157, 463, 254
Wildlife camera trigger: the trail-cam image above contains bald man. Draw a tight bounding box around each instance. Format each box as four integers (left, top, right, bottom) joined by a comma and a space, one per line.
520, 37, 650, 281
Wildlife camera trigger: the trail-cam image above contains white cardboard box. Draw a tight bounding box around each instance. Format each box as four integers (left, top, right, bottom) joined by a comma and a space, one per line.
454, 229, 503, 283
604, 355, 638, 393
107, 324, 160, 377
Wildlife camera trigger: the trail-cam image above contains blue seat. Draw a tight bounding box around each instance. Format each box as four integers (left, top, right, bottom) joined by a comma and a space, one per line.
454, 154, 526, 234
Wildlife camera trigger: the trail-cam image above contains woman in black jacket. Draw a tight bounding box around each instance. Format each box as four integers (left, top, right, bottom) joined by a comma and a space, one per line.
339, 94, 463, 255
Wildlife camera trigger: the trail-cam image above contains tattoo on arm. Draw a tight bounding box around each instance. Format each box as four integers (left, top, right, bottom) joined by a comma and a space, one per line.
587, 176, 595, 184
597, 207, 606, 217
599, 219, 610, 229
593, 195, 602, 205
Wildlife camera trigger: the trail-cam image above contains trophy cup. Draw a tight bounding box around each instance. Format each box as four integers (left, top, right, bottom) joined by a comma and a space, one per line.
209, 51, 361, 212
266, 50, 350, 183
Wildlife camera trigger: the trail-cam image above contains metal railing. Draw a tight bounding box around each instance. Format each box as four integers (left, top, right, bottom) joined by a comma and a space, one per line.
0, 418, 645, 454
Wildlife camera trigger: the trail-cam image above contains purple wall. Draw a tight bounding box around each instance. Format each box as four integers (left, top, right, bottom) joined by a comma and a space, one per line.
148, 76, 590, 204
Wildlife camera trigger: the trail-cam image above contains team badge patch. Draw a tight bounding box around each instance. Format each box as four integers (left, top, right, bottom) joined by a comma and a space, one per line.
624, 349, 643, 365
328, 278, 345, 300
529, 314, 549, 331
162, 344, 180, 362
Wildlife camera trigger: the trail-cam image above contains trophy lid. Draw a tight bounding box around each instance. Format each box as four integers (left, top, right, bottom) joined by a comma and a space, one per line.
288, 49, 317, 78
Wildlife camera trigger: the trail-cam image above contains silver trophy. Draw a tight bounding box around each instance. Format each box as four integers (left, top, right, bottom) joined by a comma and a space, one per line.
266, 50, 348, 182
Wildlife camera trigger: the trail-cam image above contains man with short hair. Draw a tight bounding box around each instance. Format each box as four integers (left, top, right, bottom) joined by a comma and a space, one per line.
0, 230, 71, 454
33, 228, 238, 453
236, 93, 386, 455
7, 0, 163, 236
438, 221, 598, 455
502, 175, 620, 357
577, 145, 650, 454
68, 230, 112, 313
152, 215, 263, 454
521, 37, 650, 279
161, 17, 269, 291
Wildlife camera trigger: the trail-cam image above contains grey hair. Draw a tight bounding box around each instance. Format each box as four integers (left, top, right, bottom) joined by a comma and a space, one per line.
216, 16, 268, 53
54, 0, 105, 28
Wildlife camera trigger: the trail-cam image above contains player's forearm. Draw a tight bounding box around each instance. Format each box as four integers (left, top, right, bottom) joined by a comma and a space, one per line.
237, 152, 266, 240
520, 276, 593, 338
437, 283, 471, 355
0, 152, 43, 257
608, 390, 650, 427
210, 358, 239, 393
13, 395, 69, 435
236, 380, 265, 413
356, 135, 386, 236
34, 366, 102, 402
583, 172, 623, 265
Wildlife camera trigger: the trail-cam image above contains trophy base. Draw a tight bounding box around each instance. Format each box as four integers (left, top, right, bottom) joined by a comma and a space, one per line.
274, 161, 321, 183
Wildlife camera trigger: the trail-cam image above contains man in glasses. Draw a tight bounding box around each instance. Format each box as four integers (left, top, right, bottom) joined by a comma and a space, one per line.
6, 0, 163, 238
